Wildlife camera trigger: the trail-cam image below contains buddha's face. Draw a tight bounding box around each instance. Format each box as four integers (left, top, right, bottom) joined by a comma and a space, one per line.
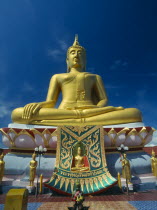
77, 147, 82, 155
66, 47, 86, 71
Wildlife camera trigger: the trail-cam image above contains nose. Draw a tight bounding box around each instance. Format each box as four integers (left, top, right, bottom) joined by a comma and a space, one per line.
74, 52, 79, 57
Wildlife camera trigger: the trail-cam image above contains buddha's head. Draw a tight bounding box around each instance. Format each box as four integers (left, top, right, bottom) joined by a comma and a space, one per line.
77, 147, 82, 156
66, 35, 86, 72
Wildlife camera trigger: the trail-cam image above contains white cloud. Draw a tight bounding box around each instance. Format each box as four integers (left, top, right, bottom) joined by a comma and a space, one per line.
0, 46, 8, 78
48, 49, 64, 60
0, 105, 10, 118
58, 40, 68, 51
110, 60, 128, 70
136, 89, 147, 99
127, 72, 157, 77
0, 88, 21, 124
48, 39, 68, 61
23, 0, 36, 19
0, 98, 20, 127
148, 72, 157, 76
135, 89, 157, 130
136, 89, 149, 110
0, 99, 15, 127
105, 85, 119, 89
22, 82, 34, 92
105, 84, 124, 89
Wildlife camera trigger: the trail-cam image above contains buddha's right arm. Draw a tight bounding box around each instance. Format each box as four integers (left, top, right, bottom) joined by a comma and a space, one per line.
22, 74, 60, 120
46, 74, 60, 102
95, 75, 108, 107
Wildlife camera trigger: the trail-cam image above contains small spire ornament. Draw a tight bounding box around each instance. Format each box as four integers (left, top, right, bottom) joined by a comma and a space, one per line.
67, 34, 86, 57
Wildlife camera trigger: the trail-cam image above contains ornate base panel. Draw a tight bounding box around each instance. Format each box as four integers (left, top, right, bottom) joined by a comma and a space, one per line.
44, 126, 117, 195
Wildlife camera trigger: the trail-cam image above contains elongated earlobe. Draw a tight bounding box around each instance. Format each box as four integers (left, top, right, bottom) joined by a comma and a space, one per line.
66, 58, 69, 72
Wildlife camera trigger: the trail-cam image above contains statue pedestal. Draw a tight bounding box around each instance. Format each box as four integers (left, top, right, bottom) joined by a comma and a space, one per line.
0, 123, 156, 194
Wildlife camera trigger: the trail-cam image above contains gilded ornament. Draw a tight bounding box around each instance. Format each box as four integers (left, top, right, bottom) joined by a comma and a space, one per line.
60, 177, 65, 189
88, 178, 94, 192
54, 176, 61, 186
102, 174, 110, 185
70, 178, 75, 193
93, 177, 100, 190
98, 176, 105, 188
84, 179, 90, 193
80, 179, 85, 192
65, 178, 70, 191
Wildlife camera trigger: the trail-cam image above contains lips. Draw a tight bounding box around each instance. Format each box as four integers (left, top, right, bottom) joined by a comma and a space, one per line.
74, 58, 79, 62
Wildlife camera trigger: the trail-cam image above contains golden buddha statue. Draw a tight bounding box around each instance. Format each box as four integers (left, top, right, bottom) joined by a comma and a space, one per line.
29, 153, 38, 186
122, 153, 131, 182
0, 153, 5, 183
71, 147, 89, 172
12, 35, 142, 126
151, 150, 157, 177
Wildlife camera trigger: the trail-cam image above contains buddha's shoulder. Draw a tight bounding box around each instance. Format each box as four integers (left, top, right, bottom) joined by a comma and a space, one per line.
50, 73, 69, 79
85, 72, 102, 78
52, 73, 68, 77
51, 73, 102, 80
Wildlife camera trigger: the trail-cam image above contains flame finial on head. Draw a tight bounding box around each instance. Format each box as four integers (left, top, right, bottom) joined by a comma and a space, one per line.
67, 34, 86, 57
73, 34, 79, 46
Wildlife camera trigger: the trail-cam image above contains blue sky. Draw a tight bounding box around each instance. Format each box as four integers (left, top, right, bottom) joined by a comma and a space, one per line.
0, 0, 157, 130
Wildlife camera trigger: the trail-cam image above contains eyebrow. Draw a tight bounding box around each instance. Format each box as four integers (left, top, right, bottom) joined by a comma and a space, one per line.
70, 50, 75, 53
70, 49, 83, 54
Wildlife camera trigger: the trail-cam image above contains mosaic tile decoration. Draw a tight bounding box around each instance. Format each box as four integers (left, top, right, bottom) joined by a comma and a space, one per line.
0, 203, 43, 210
1, 196, 157, 209
129, 201, 157, 210
27, 202, 43, 210
38, 201, 136, 210
1, 201, 157, 210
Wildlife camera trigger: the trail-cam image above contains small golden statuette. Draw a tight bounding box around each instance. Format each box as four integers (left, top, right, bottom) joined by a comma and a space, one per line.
0, 153, 5, 183
71, 147, 89, 172
151, 150, 157, 177
29, 153, 38, 186
121, 153, 131, 183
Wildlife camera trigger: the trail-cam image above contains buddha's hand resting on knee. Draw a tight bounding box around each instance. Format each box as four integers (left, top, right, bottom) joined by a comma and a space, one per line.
22, 103, 42, 120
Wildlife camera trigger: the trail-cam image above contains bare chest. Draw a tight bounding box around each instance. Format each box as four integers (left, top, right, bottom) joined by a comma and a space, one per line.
58, 73, 96, 88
